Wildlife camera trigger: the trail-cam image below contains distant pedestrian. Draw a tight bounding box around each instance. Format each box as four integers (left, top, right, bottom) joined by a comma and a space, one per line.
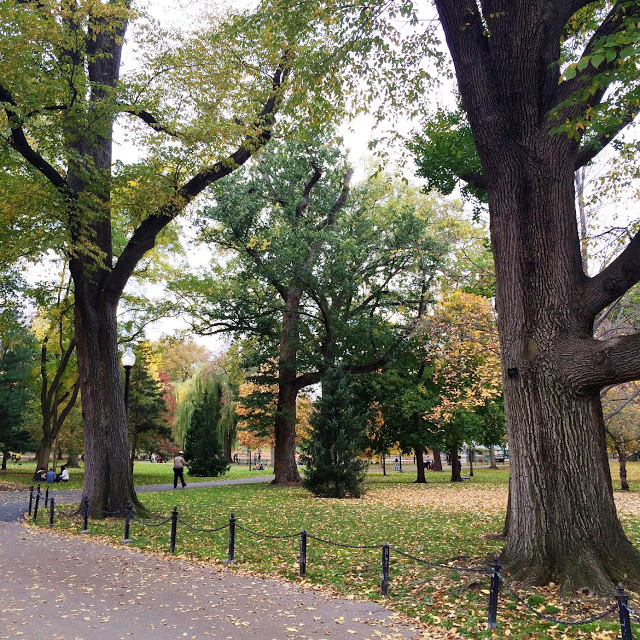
173, 451, 188, 489
457, 456, 462, 474
150, 453, 156, 463
394, 457, 399, 472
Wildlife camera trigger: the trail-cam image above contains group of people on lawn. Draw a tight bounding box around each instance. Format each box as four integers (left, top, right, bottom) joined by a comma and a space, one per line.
33, 466, 69, 483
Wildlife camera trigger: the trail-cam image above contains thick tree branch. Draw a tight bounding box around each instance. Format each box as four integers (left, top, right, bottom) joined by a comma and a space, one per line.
582, 231, 640, 317
295, 159, 323, 218
434, 0, 508, 151
0, 84, 68, 191
557, 333, 640, 391
120, 107, 181, 138
554, 1, 640, 117
458, 171, 487, 191
106, 62, 290, 299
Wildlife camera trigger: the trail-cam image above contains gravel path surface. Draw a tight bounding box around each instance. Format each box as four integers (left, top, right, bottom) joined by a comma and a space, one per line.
0, 481, 424, 640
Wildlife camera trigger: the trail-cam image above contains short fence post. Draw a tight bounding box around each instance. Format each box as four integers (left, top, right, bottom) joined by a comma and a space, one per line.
121, 502, 132, 544
300, 529, 307, 577
80, 496, 90, 534
487, 554, 502, 630
49, 497, 55, 528
45, 485, 49, 507
223, 512, 236, 565
381, 542, 390, 596
33, 486, 41, 521
28, 485, 34, 517
617, 583, 633, 640
169, 506, 178, 553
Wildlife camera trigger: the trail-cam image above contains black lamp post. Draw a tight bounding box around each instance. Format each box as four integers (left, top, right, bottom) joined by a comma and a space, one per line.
121, 347, 136, 414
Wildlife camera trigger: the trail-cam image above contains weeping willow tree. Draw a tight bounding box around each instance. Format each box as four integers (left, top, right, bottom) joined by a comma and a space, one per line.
174, 366, 237, 461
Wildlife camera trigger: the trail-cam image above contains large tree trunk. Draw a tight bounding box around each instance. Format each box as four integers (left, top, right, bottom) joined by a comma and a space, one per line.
431, 448, 443, 472
273, 291, 302, 484
414, 444, 426, 483
490, 147, 640, 591
74, 295, 144, 516
36, 438, 53, 471
435, 0, 640, 591
66, 450, 80, 468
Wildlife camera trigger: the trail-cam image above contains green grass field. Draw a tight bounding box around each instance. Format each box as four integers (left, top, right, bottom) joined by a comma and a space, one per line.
33, 461, 640, 640
0, 459, 274, 489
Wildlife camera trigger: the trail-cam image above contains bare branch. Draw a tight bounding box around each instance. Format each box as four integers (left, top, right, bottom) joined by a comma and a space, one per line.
583, 231, 640, 318
106, 60, 291, 299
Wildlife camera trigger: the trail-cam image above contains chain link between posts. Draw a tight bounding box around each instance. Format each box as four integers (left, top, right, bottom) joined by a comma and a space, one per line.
391, 546, 490, 573
497, 573, 619, 626
177, 517, 229, 534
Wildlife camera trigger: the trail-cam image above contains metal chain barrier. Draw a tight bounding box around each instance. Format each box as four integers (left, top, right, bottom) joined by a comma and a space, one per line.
236, 524, 300, 540
131, 512, 173, 527
391, 546, 490, 573
55, 503, 82, 518
177, 517, 229, 534
498, 573, 618, 626
306, 533, 380, 549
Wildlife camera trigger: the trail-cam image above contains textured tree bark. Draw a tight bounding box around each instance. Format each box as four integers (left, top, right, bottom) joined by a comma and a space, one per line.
73, 291, 143, 516
434, 0, 640, 591
273, 292, 302, 484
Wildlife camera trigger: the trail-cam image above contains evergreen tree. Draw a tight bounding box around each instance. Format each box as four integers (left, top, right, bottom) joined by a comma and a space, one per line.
126, 343, 172, 469
0, 316, 37, 468
184, 390, 230, 478
302, 368, 367, 498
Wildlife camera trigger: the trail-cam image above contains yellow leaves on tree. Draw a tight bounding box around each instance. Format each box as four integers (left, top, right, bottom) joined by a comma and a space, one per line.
423, 291, 501, 423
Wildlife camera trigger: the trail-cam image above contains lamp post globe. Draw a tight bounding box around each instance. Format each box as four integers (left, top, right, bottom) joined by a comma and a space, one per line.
121, 347, 136, 414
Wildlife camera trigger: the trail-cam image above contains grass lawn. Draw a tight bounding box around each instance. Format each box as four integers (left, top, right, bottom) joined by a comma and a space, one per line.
0, 459, 274, 490
37, 461, 640, 640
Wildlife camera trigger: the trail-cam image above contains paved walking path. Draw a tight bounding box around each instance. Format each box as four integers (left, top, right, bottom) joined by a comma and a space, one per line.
0, 480, 426, 640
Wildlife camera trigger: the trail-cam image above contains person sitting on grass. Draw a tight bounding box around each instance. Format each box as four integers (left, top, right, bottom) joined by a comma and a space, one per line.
33, 468, 46, 482
45, 468, 55, 483
56, 465, 69, 482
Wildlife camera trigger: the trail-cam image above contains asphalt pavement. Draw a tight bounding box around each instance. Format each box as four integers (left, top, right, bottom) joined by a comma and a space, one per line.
0, 479, 426, 640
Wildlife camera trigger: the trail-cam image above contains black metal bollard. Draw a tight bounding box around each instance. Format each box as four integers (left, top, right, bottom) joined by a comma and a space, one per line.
28, 485, 34, 517
33, 486, 41, 521
169, 506, 178, 553
45, 485, 49, 507
617, 583, 633, 640
122, 502, 132, 544
381, 542, 390, 596
49, 497, 55, 527
80, 496, 90, 534
223, 512, 236, 565
300, 529, 307, 577
487, 554, 502, 630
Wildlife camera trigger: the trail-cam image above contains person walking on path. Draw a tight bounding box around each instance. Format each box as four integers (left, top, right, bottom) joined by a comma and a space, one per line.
173, 451, 188, 488
394, 457, 399, 472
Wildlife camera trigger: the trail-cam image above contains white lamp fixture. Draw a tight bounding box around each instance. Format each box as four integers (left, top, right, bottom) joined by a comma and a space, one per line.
121, 346, 136, 369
